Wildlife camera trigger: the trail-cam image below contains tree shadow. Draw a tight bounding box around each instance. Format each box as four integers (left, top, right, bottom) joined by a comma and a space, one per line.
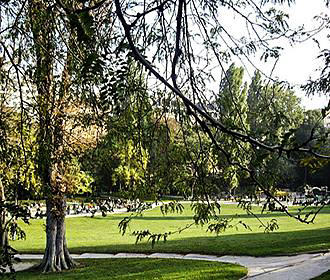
67, 227, 330, 257
93, 215, 195, 221
94, 209, 329, 221
15, 258, 246, 280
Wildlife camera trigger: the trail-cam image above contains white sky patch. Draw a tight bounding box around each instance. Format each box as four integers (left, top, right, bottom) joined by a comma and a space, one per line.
219, 0, 330, 110
273, 0, 330, 109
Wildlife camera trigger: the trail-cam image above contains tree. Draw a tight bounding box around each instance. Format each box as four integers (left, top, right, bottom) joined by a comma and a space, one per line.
247, 70, 304, 191
294, 110, 330, 187
28, 0, 103, 271
214, 64, 251, 192
81, 61, 153, 196
147, 113, 215, 199
1, 0, 108, 272
248, 71, 304, 144
27, 0, 77, 271
300, 9, 330, 181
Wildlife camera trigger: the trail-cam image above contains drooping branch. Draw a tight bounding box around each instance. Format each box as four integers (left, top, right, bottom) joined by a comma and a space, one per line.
114, 0, 330, 160
114, 0, 329, 227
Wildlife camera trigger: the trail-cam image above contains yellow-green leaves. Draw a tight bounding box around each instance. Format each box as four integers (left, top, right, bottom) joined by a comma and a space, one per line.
112, 140, 149, 191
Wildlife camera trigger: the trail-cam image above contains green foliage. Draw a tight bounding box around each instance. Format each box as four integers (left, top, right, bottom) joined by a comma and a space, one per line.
247, 71, 305, 189
0, 105, 41, 199
52, 158, 94, 195
0, 202, 30, 226
132, 230, 170, 248
160, 201, 184, 215
248, 71, 304, 145
112, 140, 149, 191
215, 64, 251, 190
81, 61, 158, 198
263, 219, 279, 233
237, 199, 253, 212
293, 109, 330, 183
0, 244, 17, 275
207, 217, 252, 235
146, 117, 190, 197
0, 201, 30, 276
207, 217, 234, 234
303, 49, 330, 97
68, 10, 95, 45
118, 216, 132, 236
300, 157, 329, 171
191, 201, 221, 226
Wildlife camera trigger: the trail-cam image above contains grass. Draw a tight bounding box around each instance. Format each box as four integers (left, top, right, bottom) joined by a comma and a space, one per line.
13, 259, 246, 280
12, 203, 330, 256
312, 270, 330, 280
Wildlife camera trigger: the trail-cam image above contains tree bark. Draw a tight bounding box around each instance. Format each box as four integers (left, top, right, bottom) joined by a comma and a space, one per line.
38, 197, 76, 272
0, 178, 8, 250
28, 0, 76, 272
0, 177, 11, 273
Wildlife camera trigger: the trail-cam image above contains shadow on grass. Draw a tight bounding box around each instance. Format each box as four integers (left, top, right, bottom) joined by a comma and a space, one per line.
15, 259, 247, 280
67, 227, 330, 257
94, 215, 196, 221
99, 210, 330, 221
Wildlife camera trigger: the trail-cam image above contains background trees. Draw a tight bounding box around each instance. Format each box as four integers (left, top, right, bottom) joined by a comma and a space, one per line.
214, 64, 251, 193
247, 70, 304, 191
294, 110, 330, 187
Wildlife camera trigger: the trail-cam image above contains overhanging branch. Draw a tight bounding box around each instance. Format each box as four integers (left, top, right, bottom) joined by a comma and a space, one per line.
114, 0, 330, 160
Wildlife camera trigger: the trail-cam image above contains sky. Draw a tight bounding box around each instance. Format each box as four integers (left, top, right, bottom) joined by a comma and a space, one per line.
271, 0, 329, 110
214, 0, 329, 110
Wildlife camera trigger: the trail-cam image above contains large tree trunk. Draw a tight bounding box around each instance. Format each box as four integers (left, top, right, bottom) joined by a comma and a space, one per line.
0, 178, 8, 250
29, 0, 75, 273
38, 197, 76, 272
0, 177, 11, 273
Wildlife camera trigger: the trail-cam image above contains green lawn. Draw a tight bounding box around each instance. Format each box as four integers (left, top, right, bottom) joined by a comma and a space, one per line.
12, 203, 330, 256
14, 259, 246, 280
312, 270, 330, 280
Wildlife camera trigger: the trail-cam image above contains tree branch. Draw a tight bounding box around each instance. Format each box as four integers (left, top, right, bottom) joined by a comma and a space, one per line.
114, 0, 330, 160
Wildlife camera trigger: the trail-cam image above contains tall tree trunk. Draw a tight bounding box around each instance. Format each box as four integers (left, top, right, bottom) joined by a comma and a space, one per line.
38, 196, 76, 272
0, 178, 8, 250
29, 0, 76, 272
0, 177, 11, 273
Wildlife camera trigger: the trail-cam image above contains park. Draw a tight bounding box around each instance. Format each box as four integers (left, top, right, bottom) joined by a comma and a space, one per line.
6, 199, 330, 279
1, 0, 330, 279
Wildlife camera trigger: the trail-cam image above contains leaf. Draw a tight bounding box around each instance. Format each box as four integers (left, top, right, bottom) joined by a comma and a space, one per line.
118, 216, 131, 235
